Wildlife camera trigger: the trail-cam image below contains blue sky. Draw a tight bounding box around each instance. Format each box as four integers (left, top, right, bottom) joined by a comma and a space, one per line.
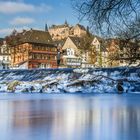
0, 0, 87, 37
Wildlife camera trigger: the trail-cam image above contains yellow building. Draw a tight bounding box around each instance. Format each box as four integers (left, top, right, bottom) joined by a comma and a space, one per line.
62, 36, 95, 68
48, 22, 87, 41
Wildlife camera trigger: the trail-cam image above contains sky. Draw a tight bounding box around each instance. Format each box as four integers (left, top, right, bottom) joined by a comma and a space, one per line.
0, 0, 87, 38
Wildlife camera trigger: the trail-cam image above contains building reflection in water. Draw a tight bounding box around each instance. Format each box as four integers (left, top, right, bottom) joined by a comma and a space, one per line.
0, 94, 140, 140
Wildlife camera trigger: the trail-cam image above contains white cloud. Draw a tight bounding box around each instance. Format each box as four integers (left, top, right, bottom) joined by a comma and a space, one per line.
0, 28, 13, 35
0, 27, 30, 36
0, 1, 34, 14
10, 17, 35, 25
0, 1, 52, 14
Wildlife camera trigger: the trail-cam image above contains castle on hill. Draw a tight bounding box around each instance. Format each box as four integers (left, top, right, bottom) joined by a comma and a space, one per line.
47, 21, 87, 40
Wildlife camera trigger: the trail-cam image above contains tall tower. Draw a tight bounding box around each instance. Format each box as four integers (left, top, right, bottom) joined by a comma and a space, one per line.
45, 23, 48, 31
64, 20, 68, 26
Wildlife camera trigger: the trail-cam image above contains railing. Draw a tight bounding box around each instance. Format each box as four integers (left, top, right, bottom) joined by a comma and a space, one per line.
29, 50, 57, 55
29, 59, 57, 64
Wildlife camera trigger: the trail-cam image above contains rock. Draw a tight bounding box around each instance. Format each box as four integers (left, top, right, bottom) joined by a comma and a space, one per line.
30, 86, 35, 93
7, 80, 20, 92
117, 81, 124, 94
67, 79, 98, 87
21, 88, 29, 93
73, 68, 89, 73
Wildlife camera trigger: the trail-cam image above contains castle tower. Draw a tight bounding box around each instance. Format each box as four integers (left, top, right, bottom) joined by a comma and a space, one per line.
45, 23, 48, 31
64, 20, 68, 26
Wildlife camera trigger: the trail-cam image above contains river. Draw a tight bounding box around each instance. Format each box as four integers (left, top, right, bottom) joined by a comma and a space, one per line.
0, 93, 140, 140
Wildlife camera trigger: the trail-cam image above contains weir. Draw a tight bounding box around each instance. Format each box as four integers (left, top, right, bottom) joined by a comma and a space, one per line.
0, 67, 139, 93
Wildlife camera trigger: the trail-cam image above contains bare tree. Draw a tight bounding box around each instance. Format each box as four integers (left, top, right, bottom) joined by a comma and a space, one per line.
5, 29, 20, 47
80, 34, 93, 51
114, 17, 140, 64
72, 0, 140, 36
78, 34, 97, 64
5, 30, 22, 65
72, 0, 140, 65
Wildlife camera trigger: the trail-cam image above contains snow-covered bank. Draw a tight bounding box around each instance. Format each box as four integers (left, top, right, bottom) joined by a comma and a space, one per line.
0, 67, 140, 94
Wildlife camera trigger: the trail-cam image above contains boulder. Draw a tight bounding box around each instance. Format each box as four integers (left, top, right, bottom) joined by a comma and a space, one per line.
7, 80, 21, 92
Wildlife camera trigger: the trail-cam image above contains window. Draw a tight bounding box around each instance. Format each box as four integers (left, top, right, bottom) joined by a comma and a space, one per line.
4, 48, 8, 53
40, 64, 46, 68
51, 48, 55, 51
67, 49, 70, 55
3, 56, 5, 61
1, 48, 3, 54
71, 49, 74, 55
29, 54, 32, 59
50, 55, 54, 60
3, 65, 5, 69
120, 54, 123, 57
47, 56, 50, 60
67, 48, 74, 56
7, 56, 9, 61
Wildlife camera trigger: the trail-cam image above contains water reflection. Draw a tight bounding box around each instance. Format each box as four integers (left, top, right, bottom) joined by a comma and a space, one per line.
0, 94, 140, 140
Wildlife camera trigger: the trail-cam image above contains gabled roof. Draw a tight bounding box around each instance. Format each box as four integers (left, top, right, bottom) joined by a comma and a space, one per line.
68, 36, 81, 48
92, 35, 104, 42
75, 24, 86, 31
91, 37, 108, 52
54, 39, 66, 47
19, 29, 53, 44
92, 37, 100, 45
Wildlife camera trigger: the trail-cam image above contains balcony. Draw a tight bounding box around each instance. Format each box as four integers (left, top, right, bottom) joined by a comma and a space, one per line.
29, 59, 57, 64
29, 50, 57, 55
63, 57, 82, 66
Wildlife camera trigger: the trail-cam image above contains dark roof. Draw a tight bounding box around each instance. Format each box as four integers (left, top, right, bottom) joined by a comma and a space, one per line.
76, 24, 86, 31
0, 38, 4, 46
54, 39, 66, 47
19, 29, 53, 44
49, 23, 69, 29
94, 36, 104, 42
69, 36, 82, 47
0, 38, 4, 41
68, 35, 108, 52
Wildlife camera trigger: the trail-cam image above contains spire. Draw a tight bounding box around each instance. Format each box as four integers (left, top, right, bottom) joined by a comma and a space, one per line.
87, 26, 89, 32
86, 26, 91, 36
45, 23, 48, 31
64, 20, 68, 25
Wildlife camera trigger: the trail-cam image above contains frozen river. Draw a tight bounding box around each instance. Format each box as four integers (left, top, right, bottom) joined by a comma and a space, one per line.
0, 93, 140, 140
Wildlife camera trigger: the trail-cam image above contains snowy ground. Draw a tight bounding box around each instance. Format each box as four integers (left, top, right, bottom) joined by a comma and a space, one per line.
0, 67, 139, 94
